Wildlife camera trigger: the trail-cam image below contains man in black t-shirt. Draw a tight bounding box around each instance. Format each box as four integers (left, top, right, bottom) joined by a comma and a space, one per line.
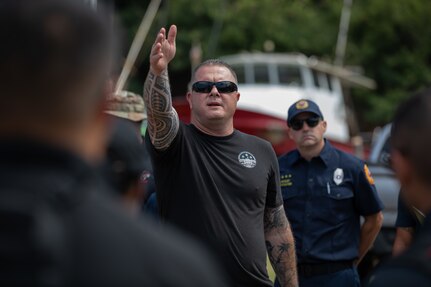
144, 25, 298, 287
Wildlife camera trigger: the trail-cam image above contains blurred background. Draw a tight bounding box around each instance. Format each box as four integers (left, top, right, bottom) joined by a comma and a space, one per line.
107, 0, 431, 133
89, 0, 430, 278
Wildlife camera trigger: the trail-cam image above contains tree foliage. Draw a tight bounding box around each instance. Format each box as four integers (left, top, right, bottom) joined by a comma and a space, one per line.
116, 0, 431, 129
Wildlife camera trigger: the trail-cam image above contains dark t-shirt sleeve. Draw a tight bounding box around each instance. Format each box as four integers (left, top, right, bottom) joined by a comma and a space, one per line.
144, 123, 183, 160
395, 192, 417, 228
265, 143, 283, 208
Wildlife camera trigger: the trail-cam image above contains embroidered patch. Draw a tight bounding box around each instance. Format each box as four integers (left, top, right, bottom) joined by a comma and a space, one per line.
333, 168, 344, 185
296, 100, 309, 110
281, 174, 293, 187
238, 151, 257, 168
364, 164, 375, 185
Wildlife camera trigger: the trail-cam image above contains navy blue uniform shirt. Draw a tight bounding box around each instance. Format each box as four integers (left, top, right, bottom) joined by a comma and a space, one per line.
278, 140, 384, 264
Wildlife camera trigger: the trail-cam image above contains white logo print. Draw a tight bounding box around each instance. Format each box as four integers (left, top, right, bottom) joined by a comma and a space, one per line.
333, 168, 344, 185
238, 151, 257, 168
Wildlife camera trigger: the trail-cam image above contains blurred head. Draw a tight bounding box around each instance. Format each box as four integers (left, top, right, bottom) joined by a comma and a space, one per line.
0, 0, 117, 160
105, 117, 147, 215
105, 91, 147, 139
287, 100, 326, 150
186, 59, 240, 130
391, 87, 431, 212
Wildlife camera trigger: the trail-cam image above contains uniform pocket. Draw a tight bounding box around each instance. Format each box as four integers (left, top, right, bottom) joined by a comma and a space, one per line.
281, 186, 302, 199
327, 186, 354, 200
326, 186, 354, 222
281, 186, 305, 224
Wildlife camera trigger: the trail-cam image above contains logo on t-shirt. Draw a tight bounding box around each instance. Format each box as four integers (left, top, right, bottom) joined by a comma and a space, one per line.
238, 151, 257, 168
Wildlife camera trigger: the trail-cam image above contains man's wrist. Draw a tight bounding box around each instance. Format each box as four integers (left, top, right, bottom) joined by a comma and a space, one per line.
149, 66, 167, 76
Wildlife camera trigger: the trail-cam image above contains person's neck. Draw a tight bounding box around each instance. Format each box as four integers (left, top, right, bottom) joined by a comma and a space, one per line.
191, 118, 234, 137
0, 119, 107, 164
298, 140, 325, 161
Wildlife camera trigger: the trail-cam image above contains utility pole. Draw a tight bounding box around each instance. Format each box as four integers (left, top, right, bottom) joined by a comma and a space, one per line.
85, 0, 97, 10
115, 0, 162, 94
334, 0, 352, 67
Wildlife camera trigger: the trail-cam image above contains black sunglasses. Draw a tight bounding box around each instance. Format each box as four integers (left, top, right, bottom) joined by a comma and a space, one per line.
192, 81, 238, 93
289, 116, 321, 131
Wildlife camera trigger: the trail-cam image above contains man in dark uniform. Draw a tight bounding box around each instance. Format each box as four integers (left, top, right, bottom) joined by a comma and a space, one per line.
0, 1, 225, 286
367, 87, 431, 287
276, 99, 384, 287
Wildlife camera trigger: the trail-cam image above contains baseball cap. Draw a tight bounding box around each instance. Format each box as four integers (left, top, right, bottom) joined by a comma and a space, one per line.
287, 99, 324, 124
105, 91, 146, 122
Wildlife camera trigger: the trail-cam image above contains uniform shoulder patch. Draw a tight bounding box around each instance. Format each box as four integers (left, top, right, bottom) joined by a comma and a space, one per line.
364, 164, 375, 185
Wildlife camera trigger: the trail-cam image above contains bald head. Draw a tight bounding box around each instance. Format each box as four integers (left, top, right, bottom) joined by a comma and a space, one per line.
191, 59, 238, 84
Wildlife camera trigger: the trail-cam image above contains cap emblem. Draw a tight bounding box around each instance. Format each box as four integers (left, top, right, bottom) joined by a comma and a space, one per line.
296, 100, 309, 110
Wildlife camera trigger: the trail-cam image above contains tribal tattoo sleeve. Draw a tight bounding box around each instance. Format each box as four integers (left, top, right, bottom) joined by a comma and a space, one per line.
264, 205, 298, 287
143, 70, 179, 150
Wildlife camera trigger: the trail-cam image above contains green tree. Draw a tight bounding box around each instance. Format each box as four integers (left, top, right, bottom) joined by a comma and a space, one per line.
348, 0, 431, 127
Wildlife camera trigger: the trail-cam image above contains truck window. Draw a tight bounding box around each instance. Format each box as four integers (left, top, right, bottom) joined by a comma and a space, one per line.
312, 70, 320, 88
254, 64, 269, 84
230, 64, 245, 84
278, 65, 302, 86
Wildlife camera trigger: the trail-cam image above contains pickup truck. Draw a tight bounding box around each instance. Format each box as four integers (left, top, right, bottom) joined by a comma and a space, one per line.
358, 124, 401, 278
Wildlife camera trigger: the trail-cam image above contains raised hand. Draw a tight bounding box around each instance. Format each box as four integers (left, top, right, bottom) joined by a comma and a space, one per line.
149, 25, 177, 75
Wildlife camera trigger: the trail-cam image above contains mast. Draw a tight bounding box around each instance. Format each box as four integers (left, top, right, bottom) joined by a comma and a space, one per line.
334, 0, 353, 67
115, 0, 162, 94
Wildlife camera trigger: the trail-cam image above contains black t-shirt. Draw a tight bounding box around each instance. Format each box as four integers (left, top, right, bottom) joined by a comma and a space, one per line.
0, 139, 225, 287
366, 214, 431, 287
147, 123, 283, 287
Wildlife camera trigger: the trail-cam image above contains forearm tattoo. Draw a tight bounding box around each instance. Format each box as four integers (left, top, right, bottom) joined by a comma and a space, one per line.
143, 70, 179, 150
264, 206, 298, 287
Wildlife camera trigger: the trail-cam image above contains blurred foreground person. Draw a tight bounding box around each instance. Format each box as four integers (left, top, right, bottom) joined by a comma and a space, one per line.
144, 25, 298, 287
277, 99, 383, 287
104, 91, 154, 214
367, 87, 431, 287
104, 117, 147, 216
392, 192, 424, 256
0, 1, 225, 286
104, 91, 159, 217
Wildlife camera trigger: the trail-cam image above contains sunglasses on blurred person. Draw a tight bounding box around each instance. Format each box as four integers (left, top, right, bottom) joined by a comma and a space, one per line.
192, 81, 238, 94
288, 115, 321, 131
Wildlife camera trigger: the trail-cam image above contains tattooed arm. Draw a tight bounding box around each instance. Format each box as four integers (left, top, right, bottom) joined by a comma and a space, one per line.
264, 205, 298, 287
143, 25, 179, 150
